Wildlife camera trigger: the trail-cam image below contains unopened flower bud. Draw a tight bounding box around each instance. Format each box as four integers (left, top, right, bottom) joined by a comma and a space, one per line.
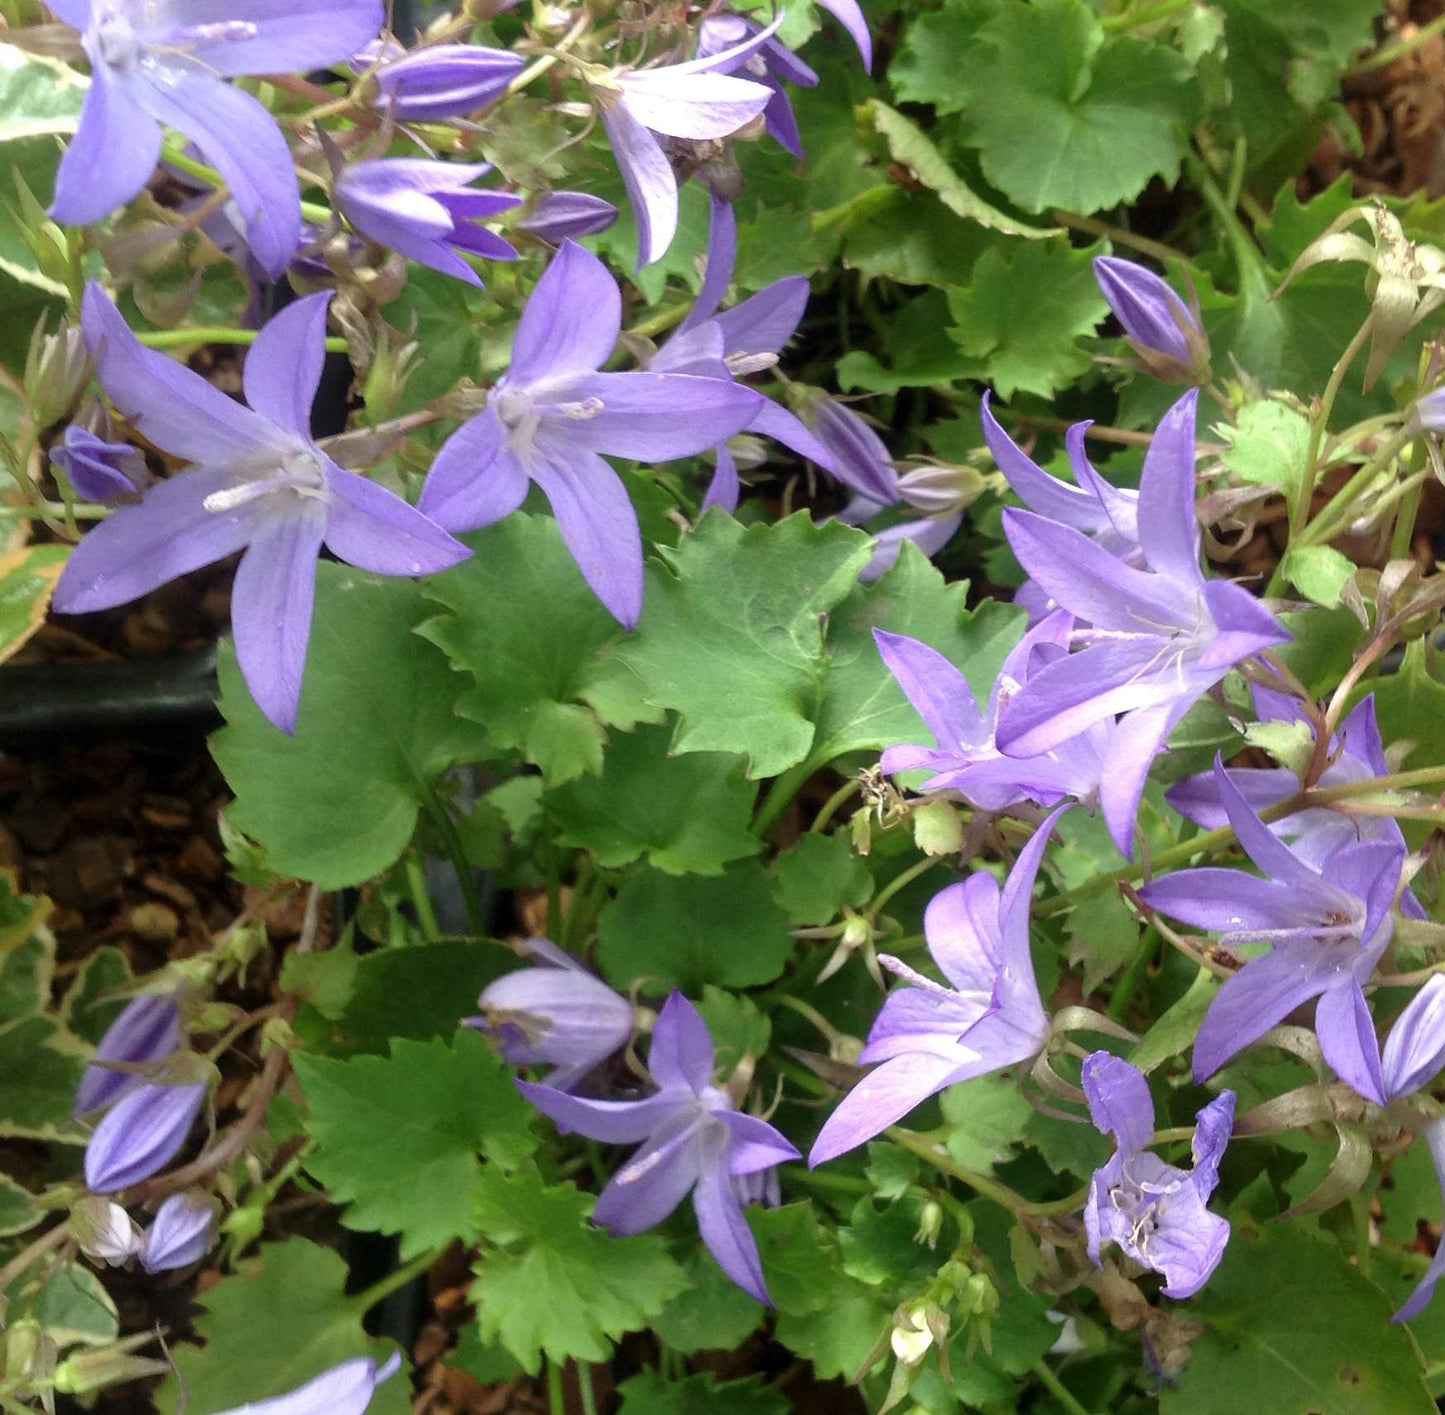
70, 1197, 141, 1267
802, 395, 903, 507
24, 316, 89, 428
53, 1344, 171, 1396
895, 460, 989, 516
960, 1270, 999, 1320
220, 1201, 266, 1248
890, 1302, 934, 1365
73, 994, 180, 1118
354, 40, 524, 121
50, 425, 148, 503
517, 191, 620, 244
139, 1191, 218, 1273
84, 1079, 207, 1194
914, 1199, 944, 1248
1093, 256, 1210, 384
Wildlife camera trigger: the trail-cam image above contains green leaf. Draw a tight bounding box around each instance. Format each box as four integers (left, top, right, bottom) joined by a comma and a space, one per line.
0, 1172, 41, 1237
59, 945, 132, 1046
1162, 1222, 1434, 1414
1217, 400, 1310, 495
596, 861, 793, 994
1280, 544, 1356, 608
471, 1165, 689, 1373
155, 1240, 406, 1415
652, 1249, 764, 1355
945, 240, 1109, 399
748, 1203, 841, 1317
0, 46, 85, 141
0, 928, 52, 1025
212, 565, 489, 889
293, 1031, 535, 1258
617, 512, 871, 778
379, 265, 486, 407
940, 1074, 1033, 1174
695, 985, 771, 1078
542, 723, 760, 875
864, 101, 1055, 240
280, 935, 360, 1022
20, 1264, 117, 1348
0, 544, 67, 664
842, 188, 990, 289
1360, 640, 1445, 771
1065, 881, 1143, 992
772, 833, 872, 927
0, 1017, 85, 1142
421, 515, 647, 785
891, 0, 1002, 114
617, 1371, 789, 1415
955, 0, 1200, 214
1131, 967, 1217, 1074
839, 1197, 945, 1288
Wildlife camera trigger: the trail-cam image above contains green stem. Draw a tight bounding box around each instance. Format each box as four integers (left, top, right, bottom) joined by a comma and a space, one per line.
1100, 0, 1194, 32
1295, 423, 1414, 547
546, 1360, 565, 1415
1031, 1358, 1094, 1415
753, 761, 814, 837
404, 852, 441, 941
1106, 927, 1157, 1022
422, 785, 487, 937
579, 1364, 599, 1415
0, 499, 108, 522
810, 777, 859, 834
1350, 11, 1445, 74
135, 326, 347, 353
886, 1127, 1085, 1218
1290, 316, 1374, 544
349, 1247, 437, 1312
1388, 441, 1429, 561
868, 855, 946, 920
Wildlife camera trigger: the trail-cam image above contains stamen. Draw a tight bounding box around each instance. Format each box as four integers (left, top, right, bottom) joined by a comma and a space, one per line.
553, 397, 604, 420
726, 352, 778, 376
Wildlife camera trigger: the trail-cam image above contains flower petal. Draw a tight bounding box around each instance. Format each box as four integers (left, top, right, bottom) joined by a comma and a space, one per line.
322, 464, 471, 577
241, 293, 330, 438
701, 445, 739, 513
649, 993, 715, 1095
818, 0, 873, 69
516, 1080, 686, 1143
873, 629, 987, 757
599, 104, 676, 267
511, 241, 621, 383
1136, 389, 1201, 585
1394, 1119, 1445, 1323
715, 277, 809, 358
417, 408, 531, 534
143, 0, 384, 76
619, 70, 769, 138
559, 371, 763, 462
808, 1051, 968, 1166
679, 191, 736, 333
721, 1111, 800, 1175
1382, 975, 1445, 1101
1316, 980, 1385, 1105
50, 58, 162, 225
1081, 1051, 1154, 1156
593, 1113, 711, 1234
693, 1160, 770, 1303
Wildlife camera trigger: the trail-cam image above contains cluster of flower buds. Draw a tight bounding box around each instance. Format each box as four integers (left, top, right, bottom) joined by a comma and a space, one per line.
70, 1191, 218, 1274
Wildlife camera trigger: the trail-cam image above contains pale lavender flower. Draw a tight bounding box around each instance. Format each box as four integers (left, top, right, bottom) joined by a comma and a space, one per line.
212, 1353, 402, 1415
70, 1197, 141, 1267
517, 191, 619, 243
1082, 1051, 1233, 1299
807, 398, 904, 508
518, 993, 798, 1303
138, 1191, 218, 1273
857, 510, 964, 582
50, 425, 147, 503
817, 0, 872, 69
1093, 256, 1210, 383
1394, 1118, 1445, 1323
1416, 387, 1445, 432
470, 938, 634, 1091
46, 0, 380, 276
85, 1080, 206, 1193
697, 13, 818, 159
1140, 760, 1403, 1102
1381, 975, 1445, 1103
74, 993, 179, 1118
52, 285, 470, 732
809, 810, 1065, 1166
996, 390, 1289, 857
336, 159, 520, 287
592, 22, 777, 265
417, 241, 763, 626
354, 39, 523, 121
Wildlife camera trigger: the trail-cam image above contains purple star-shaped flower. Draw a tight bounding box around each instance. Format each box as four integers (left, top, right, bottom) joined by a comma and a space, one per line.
46, 0, 380, 276
996, 390, 1289, 857
1082, 1051, 1234, 1299
1140, 759, 1403, 1101
696, 13, 818, 159
809, 809, 1065, 1166
52, 284, 470, 732
416, 240, 763, 627
335, 158, 520, 287
518, 993, 798, 1303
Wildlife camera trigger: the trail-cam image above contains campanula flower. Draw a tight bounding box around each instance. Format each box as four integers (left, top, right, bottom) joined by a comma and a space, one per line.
1082, 1052, 1234, 1298
1394, 1119, 1445, 1323
74, 993, 180, 1118
809, 810, 1064, 1166
996, 391, 1289, 857
697, 14, 818, 159
517, 191, 619, 243
816, 0, 873, 69
46, 0, 380, 276
52, 285, 470, 732
335, 159, 521, 287
418, 241, 763, 626
805, 398, 904, 509
212, 1353, 402, 1415
1140, 760, 1403, 1102
518, 993, 798, 1303
471, 938, 635, 1092
1093, 256, 1210, 384
354, 39, 523, 121
85, 1080, 207, 1193
138, 1191, 218, 1273
1380, 975, 1445, 1103
50, 424, 147, 503
70, 1197, 141, 1267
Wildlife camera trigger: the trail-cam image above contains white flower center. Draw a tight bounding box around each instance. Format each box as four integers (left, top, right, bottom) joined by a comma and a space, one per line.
202, 448, 328, 515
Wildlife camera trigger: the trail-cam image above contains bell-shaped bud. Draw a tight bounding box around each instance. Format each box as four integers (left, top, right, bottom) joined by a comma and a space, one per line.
73, 994, 180, 1118
53, 1342, 172, 1396
354, 39, 524, 121
139, 1191, 218, 1273
84, 1079, 206, 1194
24, 315, 89, 429
212, 1352, 403, 1415
802, 395, 903, 507
70, 1197, 141, 1267
890, 1302, 934, 1365
1415, 385, 1445, 434
471, 939, 633, 1091
1093, 256, 1210, 384
49, 425, 148, 504
517, 191, 620, 243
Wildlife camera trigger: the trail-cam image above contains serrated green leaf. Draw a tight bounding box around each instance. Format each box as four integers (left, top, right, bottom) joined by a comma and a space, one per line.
212, 565, 489, 889
58, 946, 132, 1046
617, 512, 871, 778
0, 1172, 41, 1237
617, 1371, 789, 1415
652, 1248, 764, 1355
1357, 640, 1445, 771
0, 928, 52, 1024
946, 240, 1109, 399
543, 723, 760, 875
695, 985, 771, 1078
1281, 543, 1356, 609
1131, 966, 1218, 1074
748, 1203, 840, 1316
1217, 400, 1310, 494
1065, 881, 1143, 993
940, 1074, 1033, 1174
596, 861, 792, 994
19, 1263, 117, 1348
772, 832, 872, 927
280, 935, 359, 1022
891, 0, 1002, 114
839, 1197, 943, 1288
842, 188, 990, 288
155, 1240, 406, 1415
294, 1031, 535, 1258
471, 1165, 688, 1373
864, 1142, 922, 1200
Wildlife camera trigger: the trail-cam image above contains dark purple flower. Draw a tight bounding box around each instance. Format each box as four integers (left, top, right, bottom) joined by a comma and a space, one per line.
1093, 256, 1210, 383
1082, 1051, 1233, 1298
1140, 760, 1403, 1101
417, 241, 763, 627
517, 191, 619, 243
471, 938, 634, 1091
85, 1080, 206, 1193
356, 40, 523, 121
46, 0, 381, 276
996, 391, 1289, 858
336, 159, 521, 287
697, 14, 818, 159
809, 810, 1064, 1166
50, 424, 147, 503
518, 993, 798, 1303
212, 1353, 403, 1415
51, 285, 470, 732
73, 994, 179, 1118
138, 1191, 218, 1273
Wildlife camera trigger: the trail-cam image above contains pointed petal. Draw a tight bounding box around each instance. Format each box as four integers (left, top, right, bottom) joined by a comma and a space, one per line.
1190, 1090, 1236, 1194
1140, 869, 1333, 935
1394, 1119, 1445, 1323
599, 105, 676, 268
998, 804, 1068, 961
50, 61, 162, 225
417, 410, 530, 534
748, 400, 836, 469
859, 513, 961, 582
241, 293, 329, 438
322, 465, 471, 576
679, 191, 736, 333
1382, 975, 1445, 1101
873, 629, 987, 755
715, 277, 809, 358
701, 445, 739, 513
52, 467, 259, 615
1137, 390, 1201, 584
1214, 759, 1327, 888
530, 444, 643, 628
209, 1354, 399, 1415
981, 394, 1109, 532
1317, 980, 1385, 1104
1099, 703, 1178, 858
511, 241, 621, 383
693, 1161, 770, 1303
809, 1052, 967, 1165
516, 1080, 685, 1143
1165, 766, 1298, 832
559, 371, 763, 461
143, 0, 384, 76
1081, 1051, 1154, 1155
818, 0, 873, 68
923, 873, 1001, 995
594, 1114, 713, 1235
649, 993, 715, 1094
721, 1110, 800, 1174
